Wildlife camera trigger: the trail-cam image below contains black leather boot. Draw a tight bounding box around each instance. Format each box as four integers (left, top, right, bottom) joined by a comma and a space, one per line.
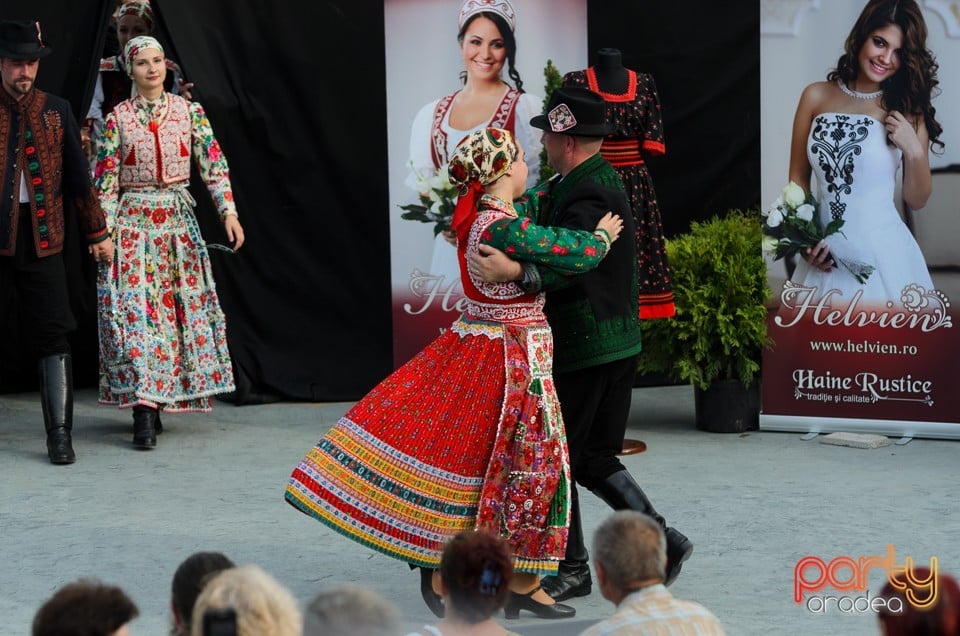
39, 354, 75, 465
591, 470, 693, 586
541, 490, 591, 601
132, 405, 158, 449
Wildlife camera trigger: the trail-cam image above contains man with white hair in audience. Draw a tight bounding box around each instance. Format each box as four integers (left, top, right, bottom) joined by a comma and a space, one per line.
581, 511, 725, 635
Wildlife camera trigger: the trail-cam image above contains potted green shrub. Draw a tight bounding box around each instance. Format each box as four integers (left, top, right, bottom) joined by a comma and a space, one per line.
637, 208, 771, 432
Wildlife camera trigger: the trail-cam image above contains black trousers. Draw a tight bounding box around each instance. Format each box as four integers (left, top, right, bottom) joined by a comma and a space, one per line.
553, 353, 639, 490
0, 206, 75, 359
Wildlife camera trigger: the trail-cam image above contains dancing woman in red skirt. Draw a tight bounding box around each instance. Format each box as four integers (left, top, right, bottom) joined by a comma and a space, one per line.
286, 127, 621, 619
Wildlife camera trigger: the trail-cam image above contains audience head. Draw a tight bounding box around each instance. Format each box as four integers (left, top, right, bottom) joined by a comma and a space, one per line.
439, 530, 513, 623
190, 564, 302, 636
302, 584, 401, 636
170, 551, 236, 636
593, 511, 666, 603
32, 578, 138, 636
877, 567, 960, 636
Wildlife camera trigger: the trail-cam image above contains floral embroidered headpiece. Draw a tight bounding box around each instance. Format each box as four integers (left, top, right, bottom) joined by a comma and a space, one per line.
457, 0, 517, 33
122, 35, 163, 77
117, 1, 155, 30
448, 127, 518, 191
448, 127, 518, 235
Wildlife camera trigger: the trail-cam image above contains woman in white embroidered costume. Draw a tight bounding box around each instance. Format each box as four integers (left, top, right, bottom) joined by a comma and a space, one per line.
406, 0, 543, 293
95, 36, 244, 449
786, 0, 943, 309
287, 128, 622, 620
82, 1, 191, 161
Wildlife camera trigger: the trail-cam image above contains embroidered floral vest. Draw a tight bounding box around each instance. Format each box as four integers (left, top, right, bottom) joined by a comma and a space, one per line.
114, 95, 192, 187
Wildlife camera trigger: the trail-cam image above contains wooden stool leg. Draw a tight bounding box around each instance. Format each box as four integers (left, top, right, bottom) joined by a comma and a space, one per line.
619, 438, 647, 455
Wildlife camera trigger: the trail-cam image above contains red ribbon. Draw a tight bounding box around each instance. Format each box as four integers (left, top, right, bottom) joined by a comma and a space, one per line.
451, 180, 484, 238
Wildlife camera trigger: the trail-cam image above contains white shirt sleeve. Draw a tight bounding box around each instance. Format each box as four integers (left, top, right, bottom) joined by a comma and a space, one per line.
515, 92, 544, 187
405, 98, 442, 191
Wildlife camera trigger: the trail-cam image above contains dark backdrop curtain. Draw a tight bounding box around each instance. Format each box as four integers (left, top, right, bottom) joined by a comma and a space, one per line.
587, 1, 761, 236
0, 0, 758, 400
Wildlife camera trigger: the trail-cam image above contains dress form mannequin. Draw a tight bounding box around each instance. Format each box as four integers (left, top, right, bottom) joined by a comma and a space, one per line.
593, 47, 629, 94
564, 49, 676, 456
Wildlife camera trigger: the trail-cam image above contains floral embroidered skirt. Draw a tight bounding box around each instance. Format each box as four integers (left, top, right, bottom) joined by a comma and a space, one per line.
285, 315, 570, 574
97, 188, 235, 412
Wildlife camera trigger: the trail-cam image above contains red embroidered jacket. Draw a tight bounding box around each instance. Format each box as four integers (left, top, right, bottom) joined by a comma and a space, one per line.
0, 87, 108, 257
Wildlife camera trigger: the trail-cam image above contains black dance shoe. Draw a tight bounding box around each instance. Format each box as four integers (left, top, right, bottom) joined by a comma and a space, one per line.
418, 567, 444, 618
504, 586, 576, 620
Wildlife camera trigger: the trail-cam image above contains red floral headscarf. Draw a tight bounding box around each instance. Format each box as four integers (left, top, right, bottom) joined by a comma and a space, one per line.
447, 127, 518, 236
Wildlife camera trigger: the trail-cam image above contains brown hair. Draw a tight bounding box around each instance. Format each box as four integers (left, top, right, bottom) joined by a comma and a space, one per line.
440, 531, 513, 623
33, 579, 139, 636
828, 0, 943, 152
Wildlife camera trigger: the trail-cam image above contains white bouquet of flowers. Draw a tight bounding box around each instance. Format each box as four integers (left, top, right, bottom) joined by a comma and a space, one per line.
762, 181, 874, 284
399, 164, 459, 237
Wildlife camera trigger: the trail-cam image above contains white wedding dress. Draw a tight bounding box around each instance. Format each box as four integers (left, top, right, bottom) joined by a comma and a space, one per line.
790, 112, 934, 308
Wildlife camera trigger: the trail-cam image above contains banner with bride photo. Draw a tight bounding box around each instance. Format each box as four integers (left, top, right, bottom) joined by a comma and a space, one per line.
759, 0, 960, 439
383, 0, 588, 366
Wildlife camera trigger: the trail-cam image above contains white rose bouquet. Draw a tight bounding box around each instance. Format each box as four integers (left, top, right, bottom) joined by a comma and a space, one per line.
762, 181, 874, 284
399, 164, 459, 236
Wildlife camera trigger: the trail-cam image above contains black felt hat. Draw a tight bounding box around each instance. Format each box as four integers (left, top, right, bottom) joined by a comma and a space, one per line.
530, 86, 610, 137
0, 20, 53, 60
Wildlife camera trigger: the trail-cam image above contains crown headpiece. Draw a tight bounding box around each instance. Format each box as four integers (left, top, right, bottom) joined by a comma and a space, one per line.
458, 0, 517, 33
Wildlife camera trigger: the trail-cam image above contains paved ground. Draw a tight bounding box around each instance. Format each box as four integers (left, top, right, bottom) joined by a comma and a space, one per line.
1, 385, 957, 635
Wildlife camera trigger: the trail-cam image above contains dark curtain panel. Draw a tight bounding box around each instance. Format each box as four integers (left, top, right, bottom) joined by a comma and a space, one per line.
587, 0, 761, 236
1, 1, 759, 399
150, 0, 393, 402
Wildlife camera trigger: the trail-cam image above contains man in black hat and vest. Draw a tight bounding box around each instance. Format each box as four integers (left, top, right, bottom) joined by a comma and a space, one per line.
0, 19, 113, 464
469, 85, 693, 600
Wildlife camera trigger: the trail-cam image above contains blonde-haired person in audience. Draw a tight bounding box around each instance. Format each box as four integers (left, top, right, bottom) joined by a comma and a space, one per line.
190, 565, 301, 636
581, 511, 725, 636
303, 584, 401, 636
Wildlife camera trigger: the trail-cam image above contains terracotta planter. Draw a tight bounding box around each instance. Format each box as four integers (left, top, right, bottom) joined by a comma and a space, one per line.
694, 379, 760, 433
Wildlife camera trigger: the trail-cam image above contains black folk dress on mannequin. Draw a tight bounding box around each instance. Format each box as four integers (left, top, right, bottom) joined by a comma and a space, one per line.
563, 48, 675, 320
